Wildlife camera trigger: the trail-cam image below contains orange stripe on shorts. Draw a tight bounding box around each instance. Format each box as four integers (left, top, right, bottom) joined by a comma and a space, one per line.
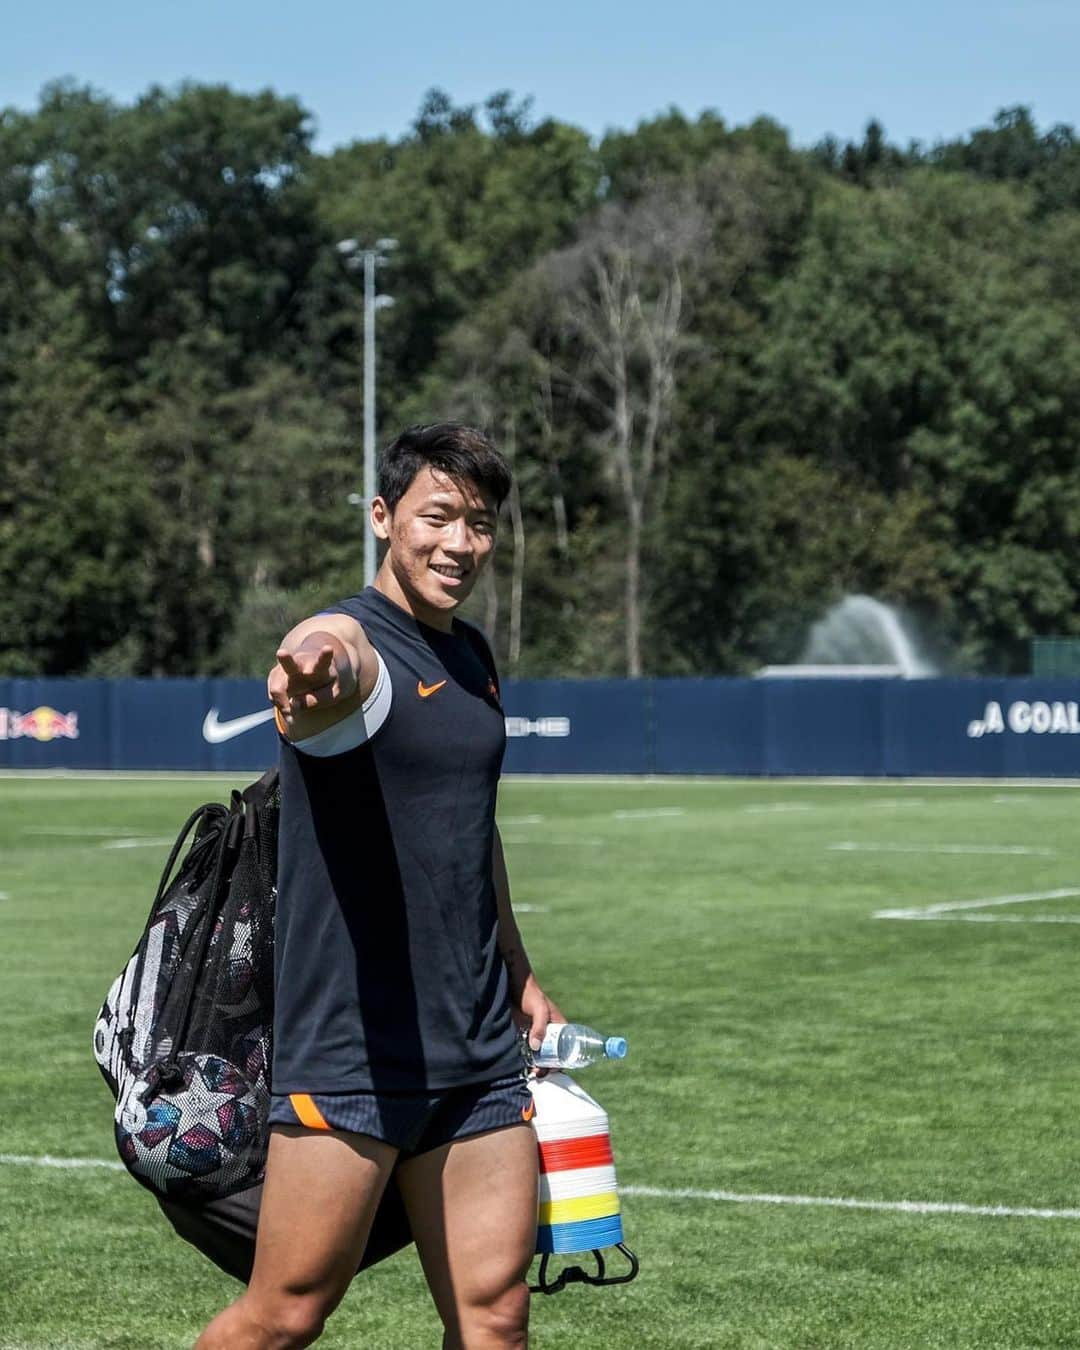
289, 1093, 330, 1130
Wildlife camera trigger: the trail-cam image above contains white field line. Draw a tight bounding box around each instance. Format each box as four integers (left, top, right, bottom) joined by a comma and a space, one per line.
744, 799, 926, 815
502, 837, 604, 847
875, 888, 1080, 924
919, 915, 1080, 924
0, 1154, 125, 1171
0, 771, 264, 782
611, 808, 685, 820
513, 904, 550, 914
994, 795, 1033, 804
22, 826, 151, 836
4, 1155, 1079, 1221
100, 837, 175, 850
506, 776, 1080, 789
500, 815, 545, 825
831, 842, 1055, 856
863, 798, 928, 809
0, 891, 8, 900
620, 1184, 1080, 1221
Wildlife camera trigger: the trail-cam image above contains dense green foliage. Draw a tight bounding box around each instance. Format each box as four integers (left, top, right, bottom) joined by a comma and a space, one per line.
3, 86, 1078, 676
5, 776, 1080, 1347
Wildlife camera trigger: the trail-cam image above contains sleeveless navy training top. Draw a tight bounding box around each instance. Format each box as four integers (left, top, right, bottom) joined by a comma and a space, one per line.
272, 586, 521, 1093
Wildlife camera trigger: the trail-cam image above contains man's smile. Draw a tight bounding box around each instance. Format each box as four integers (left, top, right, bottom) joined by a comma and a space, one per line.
430, 563, 469, 584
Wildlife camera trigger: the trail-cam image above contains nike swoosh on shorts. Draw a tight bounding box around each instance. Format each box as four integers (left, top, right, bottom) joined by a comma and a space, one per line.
202, 707, 278, 743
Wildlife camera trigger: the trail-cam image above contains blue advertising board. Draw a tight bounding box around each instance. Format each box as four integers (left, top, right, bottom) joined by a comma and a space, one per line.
652, 679, 764, 775
502, 679, 651, 775
2, 675, 1080, 777
765, 678, 886, 777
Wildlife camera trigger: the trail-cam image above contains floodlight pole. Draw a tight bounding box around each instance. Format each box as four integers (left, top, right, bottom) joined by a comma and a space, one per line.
362, 248, 377, 588
337, 237, 397, 588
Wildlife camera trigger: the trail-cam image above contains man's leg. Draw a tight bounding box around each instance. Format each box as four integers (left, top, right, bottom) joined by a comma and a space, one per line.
195, 1125, 398, 1350
396, 1123, 538, 1350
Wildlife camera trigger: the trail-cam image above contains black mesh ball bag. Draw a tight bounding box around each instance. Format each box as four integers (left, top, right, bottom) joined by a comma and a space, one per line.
93, 769, 279, 1201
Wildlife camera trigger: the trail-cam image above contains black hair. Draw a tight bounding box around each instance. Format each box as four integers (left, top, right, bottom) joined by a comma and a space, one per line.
377, 423, 512, 513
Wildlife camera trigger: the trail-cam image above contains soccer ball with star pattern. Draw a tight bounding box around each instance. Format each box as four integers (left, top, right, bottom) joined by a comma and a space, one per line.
116, 1053, 266, 1198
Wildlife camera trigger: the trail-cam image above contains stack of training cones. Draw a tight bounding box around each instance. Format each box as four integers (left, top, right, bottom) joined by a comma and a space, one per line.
528, 1071, 624, 1254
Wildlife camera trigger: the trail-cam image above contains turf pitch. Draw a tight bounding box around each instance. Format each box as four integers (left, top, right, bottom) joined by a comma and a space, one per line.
2, 774, 1079, 1349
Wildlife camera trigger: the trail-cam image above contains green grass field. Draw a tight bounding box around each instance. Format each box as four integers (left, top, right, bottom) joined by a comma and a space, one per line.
3, 773, 1080, 1349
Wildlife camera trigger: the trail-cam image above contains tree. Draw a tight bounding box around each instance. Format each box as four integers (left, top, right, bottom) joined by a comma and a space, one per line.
116, 337, 358, 674
0, 285, 152, 674
0, 82, 324, 378
539, 193, 710, 674
750, 171, 1080, 670
8, 84, 1080, 679
313, 90, 601, 408
415, 144, 795, 678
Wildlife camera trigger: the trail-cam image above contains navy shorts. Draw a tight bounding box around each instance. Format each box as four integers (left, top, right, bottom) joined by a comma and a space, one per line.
268, 1073, 533, 1156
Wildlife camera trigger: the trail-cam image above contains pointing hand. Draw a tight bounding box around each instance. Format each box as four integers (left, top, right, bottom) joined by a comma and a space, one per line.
269, 634, 358, 714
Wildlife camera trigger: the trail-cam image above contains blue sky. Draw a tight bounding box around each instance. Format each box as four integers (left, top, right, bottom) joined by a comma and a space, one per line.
2, 0, 1077, 151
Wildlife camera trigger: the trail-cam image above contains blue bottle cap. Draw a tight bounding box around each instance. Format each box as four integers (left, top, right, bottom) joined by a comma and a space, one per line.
604, 1037, 628, 1060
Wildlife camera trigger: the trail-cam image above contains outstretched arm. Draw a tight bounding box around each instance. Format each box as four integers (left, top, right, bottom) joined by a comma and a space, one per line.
493, 824, 566, 1051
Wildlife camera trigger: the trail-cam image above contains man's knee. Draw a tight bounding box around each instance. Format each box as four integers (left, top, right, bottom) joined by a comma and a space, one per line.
196, 1289, 331, 1350
274, 1293, 334, 1348
243, 1289, 336, 1349
464, 1279, 530, 1347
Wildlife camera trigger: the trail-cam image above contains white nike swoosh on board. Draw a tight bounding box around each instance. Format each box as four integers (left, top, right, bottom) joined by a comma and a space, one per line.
202, 708, 277, 744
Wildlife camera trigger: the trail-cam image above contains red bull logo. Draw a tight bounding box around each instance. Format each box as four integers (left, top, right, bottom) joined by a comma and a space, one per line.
0, 706, 80, 742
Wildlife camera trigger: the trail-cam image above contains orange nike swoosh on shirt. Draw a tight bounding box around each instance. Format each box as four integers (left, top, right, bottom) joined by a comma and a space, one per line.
418, 679, 448, 698
521, 1099, 536, 1122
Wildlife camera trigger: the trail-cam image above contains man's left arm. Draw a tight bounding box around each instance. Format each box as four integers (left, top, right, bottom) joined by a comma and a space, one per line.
493, 825, 566, 1051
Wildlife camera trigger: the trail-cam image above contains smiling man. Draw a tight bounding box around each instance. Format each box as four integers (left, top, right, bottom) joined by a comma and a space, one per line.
196, 423, 562, 1349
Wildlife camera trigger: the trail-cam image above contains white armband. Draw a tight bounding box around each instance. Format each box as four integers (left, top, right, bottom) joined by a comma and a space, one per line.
293, 651, 392, 757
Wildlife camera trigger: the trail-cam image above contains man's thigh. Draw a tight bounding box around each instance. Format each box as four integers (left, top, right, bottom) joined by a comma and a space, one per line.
396, 1123, 538, 1329
247, 1124, 399, 1310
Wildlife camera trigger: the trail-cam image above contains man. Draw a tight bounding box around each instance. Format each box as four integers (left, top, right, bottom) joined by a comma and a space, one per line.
196, 423, 563, 1349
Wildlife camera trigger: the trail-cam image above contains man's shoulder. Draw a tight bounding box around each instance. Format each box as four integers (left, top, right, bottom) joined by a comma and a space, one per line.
319, 592, 368, 622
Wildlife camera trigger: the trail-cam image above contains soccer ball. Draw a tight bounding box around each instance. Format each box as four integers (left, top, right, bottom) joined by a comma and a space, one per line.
115, 1053, 267, 1199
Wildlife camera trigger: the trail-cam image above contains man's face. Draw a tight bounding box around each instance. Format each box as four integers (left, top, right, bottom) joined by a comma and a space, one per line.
371, 465, 498, 626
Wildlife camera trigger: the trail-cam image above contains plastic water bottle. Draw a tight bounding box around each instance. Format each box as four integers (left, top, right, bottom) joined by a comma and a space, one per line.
533, 1022, 628, 1069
